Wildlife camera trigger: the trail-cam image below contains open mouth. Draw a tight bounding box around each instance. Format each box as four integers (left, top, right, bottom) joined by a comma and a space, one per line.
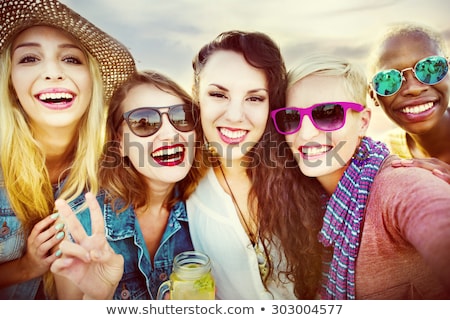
36, 92, 74, 110
218, 127, 248, 144
151, 144, 185, 166
300, 144, 333, 159
400, 101, 434, 115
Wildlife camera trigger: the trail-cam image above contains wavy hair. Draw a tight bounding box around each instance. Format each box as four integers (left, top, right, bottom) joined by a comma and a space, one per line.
0, 37, 106, 298
100, 70, 204, 212
192, 30, 324, 298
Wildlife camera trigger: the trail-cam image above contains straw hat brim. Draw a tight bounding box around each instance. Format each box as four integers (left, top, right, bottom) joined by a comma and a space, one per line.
0, 0, 136, 101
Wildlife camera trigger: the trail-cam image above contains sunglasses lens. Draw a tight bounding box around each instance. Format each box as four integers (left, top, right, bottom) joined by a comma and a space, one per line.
312, 103, 345, 131
127, 108, 160, 137
415, 56, 448, 85
372, 69, 403, 96
274, 109, 301, 134
169, 105, 198, 132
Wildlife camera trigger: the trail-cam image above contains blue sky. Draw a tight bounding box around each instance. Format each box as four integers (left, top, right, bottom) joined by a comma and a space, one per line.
61, 0, 450, 135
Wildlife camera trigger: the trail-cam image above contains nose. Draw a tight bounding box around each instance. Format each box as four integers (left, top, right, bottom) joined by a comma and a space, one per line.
42, 61, 65, 80
224, 99, 245, 122
298, 115, 320, 141
157, 113, 180, 141
401, 69, 428, 96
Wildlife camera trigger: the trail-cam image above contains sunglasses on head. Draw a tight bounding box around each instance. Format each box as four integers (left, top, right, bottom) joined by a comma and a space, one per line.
371, 55, 449, 97
123, 104, 199, 137
271, 101, 364, 135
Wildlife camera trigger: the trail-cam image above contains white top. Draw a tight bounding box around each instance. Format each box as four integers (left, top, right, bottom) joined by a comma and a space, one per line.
187, 168, 296, 300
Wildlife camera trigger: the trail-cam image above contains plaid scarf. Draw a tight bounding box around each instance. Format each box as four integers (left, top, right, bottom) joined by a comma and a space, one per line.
318, 137, 390, 299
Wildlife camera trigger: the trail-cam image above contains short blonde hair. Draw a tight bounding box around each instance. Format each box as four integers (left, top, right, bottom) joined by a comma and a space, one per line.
288, 54, 368, 107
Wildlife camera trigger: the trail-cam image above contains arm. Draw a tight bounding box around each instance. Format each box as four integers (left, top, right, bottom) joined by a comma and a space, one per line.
51, 192, 124, 300
391, 158, 450, 184
0, 213, 63, 288
384, 167, 450, 292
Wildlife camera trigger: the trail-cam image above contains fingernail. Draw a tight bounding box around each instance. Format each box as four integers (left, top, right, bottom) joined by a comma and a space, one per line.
402, 159, 414, 164
56, 231, 65, 240
433, 169, 444, 175
55, 249, 62, 257
51, 212, 60, 219
54, 223, 64, 231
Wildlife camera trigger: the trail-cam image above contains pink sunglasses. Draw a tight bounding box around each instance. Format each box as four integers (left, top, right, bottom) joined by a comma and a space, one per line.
271, 101, 364, 134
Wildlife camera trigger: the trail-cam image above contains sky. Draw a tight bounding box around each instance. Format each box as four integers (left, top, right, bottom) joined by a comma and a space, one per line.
61, 0, 450, 136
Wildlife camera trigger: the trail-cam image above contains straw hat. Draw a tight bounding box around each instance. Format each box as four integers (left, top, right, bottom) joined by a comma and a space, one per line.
0, 0, 136, 101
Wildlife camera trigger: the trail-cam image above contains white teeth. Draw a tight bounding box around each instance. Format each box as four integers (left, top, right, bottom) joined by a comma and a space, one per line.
401, 102, 433, 114
220, 128, 246, 139
302, 145, 331, 156
38, 92, 73, 101
151, 146, 184, 158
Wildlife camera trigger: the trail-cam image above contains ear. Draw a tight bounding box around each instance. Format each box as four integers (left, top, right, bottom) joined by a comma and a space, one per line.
368, 84, 380, 107
358, 107, 371, 137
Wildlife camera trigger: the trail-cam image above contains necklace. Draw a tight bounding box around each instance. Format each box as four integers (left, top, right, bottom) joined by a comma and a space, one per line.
218, 164, 269, 281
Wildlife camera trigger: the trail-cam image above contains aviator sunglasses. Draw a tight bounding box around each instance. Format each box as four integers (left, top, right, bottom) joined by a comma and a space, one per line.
371, 55, 449, 96
271, 101, 364, 135
123, 104, 199, 137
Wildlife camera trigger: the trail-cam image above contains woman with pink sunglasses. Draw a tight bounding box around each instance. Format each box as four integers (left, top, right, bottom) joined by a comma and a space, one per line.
368, 23, 450, 182
271, 54, 450, 299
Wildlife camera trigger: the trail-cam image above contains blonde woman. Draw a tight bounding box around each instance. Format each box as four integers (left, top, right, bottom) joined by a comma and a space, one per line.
271, 54, 450, 299
0, 0, 135, 299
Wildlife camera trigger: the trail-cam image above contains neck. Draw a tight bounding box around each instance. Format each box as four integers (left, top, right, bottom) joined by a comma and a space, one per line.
138, 180, 175, 215
216, 156, 248, 176
317, 166, 347, 195
35, 128, 78, 184
406, 114, 450, 163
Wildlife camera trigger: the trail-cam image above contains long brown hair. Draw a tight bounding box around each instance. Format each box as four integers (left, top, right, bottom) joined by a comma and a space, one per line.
99, 70, 204, 212
192, 30, 324, 298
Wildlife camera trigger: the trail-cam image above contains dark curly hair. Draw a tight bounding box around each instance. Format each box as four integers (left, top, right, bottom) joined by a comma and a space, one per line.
192, 30, 324, 298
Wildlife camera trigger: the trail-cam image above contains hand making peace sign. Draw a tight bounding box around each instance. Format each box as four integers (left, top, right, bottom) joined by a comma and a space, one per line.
50, 192, 124, 299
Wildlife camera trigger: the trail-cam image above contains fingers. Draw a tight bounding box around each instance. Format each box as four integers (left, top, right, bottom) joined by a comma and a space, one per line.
433, 169, 450, 184
391, 159, 419, 168
55, 198, 86, 243
84, 192, 105, 236
28, 211, 61, 239
27, 214, 65, 260
50, 239, 91, 275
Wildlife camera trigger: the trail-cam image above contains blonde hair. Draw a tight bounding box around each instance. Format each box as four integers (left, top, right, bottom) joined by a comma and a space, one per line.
288, 53, 368, 107
0, 37, 106, 298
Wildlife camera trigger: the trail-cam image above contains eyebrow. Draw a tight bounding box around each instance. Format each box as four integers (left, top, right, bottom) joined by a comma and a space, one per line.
208, 83, 268, 94
13, 42, 83, 52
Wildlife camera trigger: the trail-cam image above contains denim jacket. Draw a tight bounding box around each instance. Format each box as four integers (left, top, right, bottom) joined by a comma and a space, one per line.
0, 175, 74, 300
75, 190, 194, 299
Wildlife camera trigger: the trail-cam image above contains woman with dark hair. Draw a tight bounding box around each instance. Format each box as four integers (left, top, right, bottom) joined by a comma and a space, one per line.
187, 30, 321, 299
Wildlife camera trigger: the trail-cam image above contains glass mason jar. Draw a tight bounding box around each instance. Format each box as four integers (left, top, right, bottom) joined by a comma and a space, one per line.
157, 251, 215, 300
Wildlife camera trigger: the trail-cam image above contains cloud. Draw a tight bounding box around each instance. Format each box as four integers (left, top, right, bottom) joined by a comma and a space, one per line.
60, 0, 450, 91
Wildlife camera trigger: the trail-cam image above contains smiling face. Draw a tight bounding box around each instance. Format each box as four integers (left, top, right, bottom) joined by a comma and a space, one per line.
10, 26, 92, 131
371, 33, 450, 134
120, 83, 196, 186
285, 75, 370, 192
197, 50, 269, 162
